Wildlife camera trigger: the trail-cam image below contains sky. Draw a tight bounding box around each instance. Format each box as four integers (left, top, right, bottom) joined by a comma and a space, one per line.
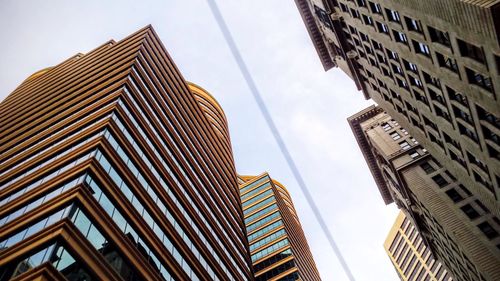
0, 1, 400, 280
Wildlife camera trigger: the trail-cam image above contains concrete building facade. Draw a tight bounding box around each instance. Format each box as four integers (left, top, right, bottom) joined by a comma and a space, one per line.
0, 26, 254, 281
295, 0, 500, 219
385, 211, 453, 281
348, 106, 500, 281
238, 174, 321, 281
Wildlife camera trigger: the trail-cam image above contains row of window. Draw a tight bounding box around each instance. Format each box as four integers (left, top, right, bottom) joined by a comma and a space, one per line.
117, 93, 247, 271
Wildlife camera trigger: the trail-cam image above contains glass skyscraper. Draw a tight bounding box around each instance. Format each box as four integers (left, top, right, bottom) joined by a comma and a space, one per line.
239, 174, 321, 281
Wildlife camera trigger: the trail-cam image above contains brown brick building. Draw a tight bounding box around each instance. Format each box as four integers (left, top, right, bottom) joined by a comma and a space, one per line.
0, 26, 253, 281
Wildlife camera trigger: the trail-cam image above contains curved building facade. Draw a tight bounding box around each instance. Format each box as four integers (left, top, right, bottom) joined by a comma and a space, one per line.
0, 26, 252, 281
238, 173, 321, 281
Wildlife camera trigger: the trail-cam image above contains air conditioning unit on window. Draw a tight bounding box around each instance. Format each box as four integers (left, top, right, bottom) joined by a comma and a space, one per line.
346, 50, 358, 59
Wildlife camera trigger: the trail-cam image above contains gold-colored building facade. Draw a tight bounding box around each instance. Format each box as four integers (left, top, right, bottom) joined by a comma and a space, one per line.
238, 174, 321, 281
384, 211, 453, 281
0, 26, 253, 280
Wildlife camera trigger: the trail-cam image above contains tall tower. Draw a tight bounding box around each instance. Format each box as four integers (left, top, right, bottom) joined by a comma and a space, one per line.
0, 26, 252, 280
238, 173, 321, 281
384, 211, 453, 281
348, 106, 500, 281
295, 0, 500, 221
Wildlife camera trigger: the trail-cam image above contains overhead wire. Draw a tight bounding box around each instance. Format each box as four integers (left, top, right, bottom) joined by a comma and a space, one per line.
205, 1, 356, 280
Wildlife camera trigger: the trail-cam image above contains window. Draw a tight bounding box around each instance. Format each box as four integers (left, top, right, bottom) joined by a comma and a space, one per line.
382, 123, 392, 131
369, 2, 382, 14
466, 68, 494, 92
391, 132, 401, 140
446, 86, 468, 106
420, 162, 435, 174
386, 8, 400, 22
436, 52, 458, 73
461, 204, 480, 219
394, 30, 408, 44
477, 222, 499, 239
376, 21, 389, 34
413, 40, 431, 56
357, 0, 367, 7
476, 105, 499, 128
314, 5, 333, 30
351, 8, 361, 19
453, 106, 474, 125
362, 14, 374, 26
410, 151, 420, 159
432, 175, 448, 187
458, 123, 478, 142
399, 141, 411, 150
445, 188, 463, 202
457, 39, 485, 64
403, 60, 418, 73
387, 49, 399, 60
428, 26, 451, 47
401, 128, 408, 135
405, 16, 422, 33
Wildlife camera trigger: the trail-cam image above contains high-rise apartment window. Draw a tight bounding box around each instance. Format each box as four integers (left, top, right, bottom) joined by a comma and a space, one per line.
362, 14, 374, 26
404, 17, 422, 33
410, 151, 420, 159
397, 77, 409, 90
436, 53, 459, 73
422, 71, 441, 88
359, 32, 369, 42
457, 39, 485, 64
473, 171, 493, 193
340, 3, 348, 13
357, 0, 366, 7
392, 63, 403, 75
403, 60, 418, 73
382, 122, 392, 131
372, 39, 382, 50
476, 105, 499, 128
420, 162, 435, 174
386, 8, 401, 23
452, 106, 474, 125
391, 131, 401, 140
376, 21, 389, 34
394, 30, 408, 44
446, 86, 468, 106
399, 141, 411, 150
466, 68, 494, 93
477, 222, 499, 239
458, 123, 478, 142
410, 76, 423, 89
368, 1, 382, 14
431, 174, 448, 187
428, 26, 451, 47
351, 8, 361, 19
314, 5, 333, 30
413, 40, 431, 56
445, 188, 464, 202
387, 48, 399, 60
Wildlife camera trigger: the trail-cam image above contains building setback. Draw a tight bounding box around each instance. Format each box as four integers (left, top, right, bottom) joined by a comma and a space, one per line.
348, 106, 500, 281
295, 0, 499, 220
238, 174, 321, 281
0, 26, 254, 280
385, 211, 453, 281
